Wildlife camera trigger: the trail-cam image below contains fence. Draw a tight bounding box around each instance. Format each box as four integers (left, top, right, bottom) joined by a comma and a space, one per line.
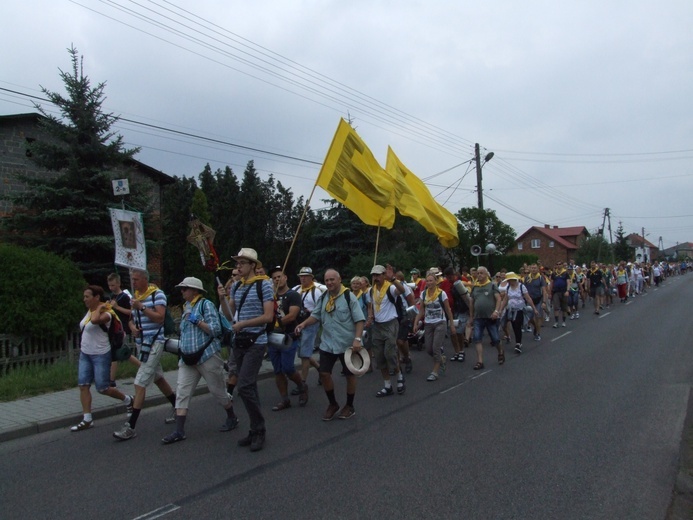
0, 332, 81, 376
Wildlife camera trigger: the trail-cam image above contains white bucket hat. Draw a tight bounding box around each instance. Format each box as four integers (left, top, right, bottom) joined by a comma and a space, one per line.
232, 248, 262, 268
175, 276, 206, 292
344, 347, 371, 376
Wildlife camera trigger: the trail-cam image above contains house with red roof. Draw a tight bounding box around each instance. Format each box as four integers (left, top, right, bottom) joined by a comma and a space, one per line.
510, 225, 590, 265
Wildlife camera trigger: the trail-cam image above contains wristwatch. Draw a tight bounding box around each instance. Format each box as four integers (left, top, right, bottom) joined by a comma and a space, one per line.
354, 337, 362, 342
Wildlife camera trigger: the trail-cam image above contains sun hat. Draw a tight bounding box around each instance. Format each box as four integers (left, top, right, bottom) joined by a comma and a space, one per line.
504, 272, 520, 281
232, 248, 262, 268
298, 266, 314, 277
344, 347, 371, 376
175, 276, 206, 292
410, 268, 420, 274
370, 265, 386, 275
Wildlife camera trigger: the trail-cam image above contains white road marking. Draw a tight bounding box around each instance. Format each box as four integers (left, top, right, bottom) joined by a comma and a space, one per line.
132, 504, 180, 520
599, 312, 611, 318
440, 369, 491, 394
551, 331, 572, 342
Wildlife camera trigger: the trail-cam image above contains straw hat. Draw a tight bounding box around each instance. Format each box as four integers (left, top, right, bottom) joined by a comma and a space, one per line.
232, 248, 262, 268
504, 272, 520, 281
175, 276, 206, 292
344, 347, 371, 376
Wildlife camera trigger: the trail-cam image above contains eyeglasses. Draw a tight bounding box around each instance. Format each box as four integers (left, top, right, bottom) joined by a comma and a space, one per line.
236, 260, 249, 266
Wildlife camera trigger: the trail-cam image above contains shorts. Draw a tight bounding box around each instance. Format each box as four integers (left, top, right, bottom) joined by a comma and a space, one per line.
78, 351, 112, 391
371, 318, 399, 373
589, 285, 605, 298
472, 318, 500, 345
397, 316, 412, 341
318, 349, 353, 376
269, 340, 299, 375
453, 312, 469, 335
133, 339, 165, 388
551, 292, 569, 313
298, 322, 319, 358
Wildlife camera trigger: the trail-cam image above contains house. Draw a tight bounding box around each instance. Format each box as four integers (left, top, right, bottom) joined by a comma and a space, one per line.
510, 225, 590, 265
0, 112, 175, 281
625, 233, 659, 263
660, 242, 693, 261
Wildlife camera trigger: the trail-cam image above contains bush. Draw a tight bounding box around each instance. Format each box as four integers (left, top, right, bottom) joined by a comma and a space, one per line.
0, 243, 85, 338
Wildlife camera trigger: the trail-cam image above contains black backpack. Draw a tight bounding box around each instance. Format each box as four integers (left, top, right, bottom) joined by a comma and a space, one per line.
370, 285, 404, 320
450, 280, 469, 315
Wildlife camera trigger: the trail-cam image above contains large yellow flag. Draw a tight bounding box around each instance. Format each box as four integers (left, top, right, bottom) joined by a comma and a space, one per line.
316, 119, 395, 228
386, 147, 460, 248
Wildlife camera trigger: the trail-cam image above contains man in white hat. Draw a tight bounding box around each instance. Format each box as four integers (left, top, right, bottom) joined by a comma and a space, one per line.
292, 266, 325, 388
295, 269, 365, 420
366, 264, 407, 396
217, 248, 274, 452
161, 277, 239, 444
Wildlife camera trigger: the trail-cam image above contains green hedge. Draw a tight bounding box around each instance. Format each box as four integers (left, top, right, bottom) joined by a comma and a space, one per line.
0, 243, 85, 338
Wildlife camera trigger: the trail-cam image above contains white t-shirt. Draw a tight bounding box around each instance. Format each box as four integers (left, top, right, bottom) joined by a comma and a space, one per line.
80, 312, 112, 356
292, 284, 326, 312
423, 290, 448, 324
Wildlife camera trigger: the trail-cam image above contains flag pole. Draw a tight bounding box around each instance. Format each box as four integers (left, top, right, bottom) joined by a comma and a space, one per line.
373, 223, 382, 266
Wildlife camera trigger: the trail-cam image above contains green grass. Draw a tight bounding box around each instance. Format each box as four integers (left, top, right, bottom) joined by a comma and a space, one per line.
0, 353, 182, 402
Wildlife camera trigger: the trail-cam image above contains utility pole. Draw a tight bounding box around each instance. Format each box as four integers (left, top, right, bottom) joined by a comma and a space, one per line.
475, 143, 483, 211
642, 227, 647, 262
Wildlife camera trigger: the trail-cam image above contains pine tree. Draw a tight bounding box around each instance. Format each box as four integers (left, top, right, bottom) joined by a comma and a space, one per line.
2, 46, 146, 283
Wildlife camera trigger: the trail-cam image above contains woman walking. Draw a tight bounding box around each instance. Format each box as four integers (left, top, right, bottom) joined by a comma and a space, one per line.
498, 273, 537, 355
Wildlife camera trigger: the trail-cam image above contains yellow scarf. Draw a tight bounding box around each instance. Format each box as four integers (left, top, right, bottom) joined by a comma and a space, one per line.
325, 286, 347, 313
241, 274, 270, 285
298, 282, 316, 293
528, 273, 541, 281
424, 287, 443, 305
135, 284, 159, 301
555, 268, 566, 276
590, 267, 599, 275
84, 305, 119, 326
373, 281, 391, 312
474, 279, 491, 288
190, 294, 203, 307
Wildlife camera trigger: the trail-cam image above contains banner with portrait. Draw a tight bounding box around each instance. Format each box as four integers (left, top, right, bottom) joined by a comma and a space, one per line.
110, 208, 147, 269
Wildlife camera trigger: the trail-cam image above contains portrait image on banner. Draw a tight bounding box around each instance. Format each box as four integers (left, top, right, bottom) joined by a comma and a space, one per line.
110, 208, 147, 270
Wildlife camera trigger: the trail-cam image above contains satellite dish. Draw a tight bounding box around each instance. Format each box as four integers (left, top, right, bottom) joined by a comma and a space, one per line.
486, 243, 497, 254
471, 245, 482, 256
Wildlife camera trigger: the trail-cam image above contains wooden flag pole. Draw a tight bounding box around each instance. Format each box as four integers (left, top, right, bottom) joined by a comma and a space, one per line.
373, 223, 382, 266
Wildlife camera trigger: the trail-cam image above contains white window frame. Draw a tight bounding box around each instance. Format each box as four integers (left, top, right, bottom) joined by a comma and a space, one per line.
531, 239, 541, 249
549, 241, 555, 248
517, 242, 523, 250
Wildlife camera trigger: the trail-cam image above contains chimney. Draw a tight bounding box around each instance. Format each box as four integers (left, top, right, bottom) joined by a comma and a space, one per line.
554, 226, 558, 229
544, 224, 550, 229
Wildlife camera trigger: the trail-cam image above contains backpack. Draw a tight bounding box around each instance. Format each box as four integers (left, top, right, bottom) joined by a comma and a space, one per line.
149, 293, 176, 336
315, 289, 355, 320
233, 280, 276, 333
370, 285, 404, 320
100, 312, 129, 362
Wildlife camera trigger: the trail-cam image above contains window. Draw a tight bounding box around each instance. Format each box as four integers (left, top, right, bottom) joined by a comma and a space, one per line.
549, 241, 555, 248
531, 239, 541, 249
517, 242, 523, 250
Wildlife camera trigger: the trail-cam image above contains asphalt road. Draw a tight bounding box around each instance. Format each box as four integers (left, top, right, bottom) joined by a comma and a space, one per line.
1, 276, 691, 520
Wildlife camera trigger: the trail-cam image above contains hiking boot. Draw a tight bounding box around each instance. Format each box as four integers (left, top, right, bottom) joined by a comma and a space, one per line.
113, 422, 136, 441
250, 430, 266, 452
338, 405, 356, 419
323, 403, 340, 421
238, 430, 255, 447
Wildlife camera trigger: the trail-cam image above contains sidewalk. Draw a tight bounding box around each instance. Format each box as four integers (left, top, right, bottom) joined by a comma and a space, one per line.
0, 358, 279, 443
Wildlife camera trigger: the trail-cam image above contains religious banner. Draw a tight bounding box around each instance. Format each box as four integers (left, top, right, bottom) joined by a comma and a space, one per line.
110, 208, 146, 269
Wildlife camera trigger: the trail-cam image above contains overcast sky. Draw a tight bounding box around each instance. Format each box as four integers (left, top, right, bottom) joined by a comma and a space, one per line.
2, 1, 692, 251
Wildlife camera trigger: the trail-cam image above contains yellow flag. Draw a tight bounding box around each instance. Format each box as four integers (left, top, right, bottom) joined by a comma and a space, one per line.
386, 147, 460, 248
316, 119, 395, 228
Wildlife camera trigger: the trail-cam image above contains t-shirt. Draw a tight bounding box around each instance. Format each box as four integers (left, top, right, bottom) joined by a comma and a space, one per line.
276, 288, 301, 335
370, 283, 399, 323
422, 290, 448, 324
551, 271, 569, 293
524, 274, 546, 300
80, 311, 111, 356
112, 291, 131, 331
588, 269, 604, 287
471, 283, 499, 319
292, 284, 326, 313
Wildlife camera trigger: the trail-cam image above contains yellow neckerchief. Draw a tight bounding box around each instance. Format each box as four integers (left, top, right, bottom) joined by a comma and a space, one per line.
135, 284, 159, 301
83, 305, 119, 328
352, 289, 363, 299
528, 273, 541, 281
424, 287, 443, 305
590, 267, 600, 275
373, 280, 391, 312
325, 285, 347, 313
189, 294, 203, 308
298, 281, 316, 294
617, 268, 627, 276
241, 274, 270, 285
555, 268, 566, 276
474, 279, 491, 288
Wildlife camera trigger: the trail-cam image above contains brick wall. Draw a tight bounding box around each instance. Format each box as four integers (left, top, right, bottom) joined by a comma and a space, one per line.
511, 228, 573, 266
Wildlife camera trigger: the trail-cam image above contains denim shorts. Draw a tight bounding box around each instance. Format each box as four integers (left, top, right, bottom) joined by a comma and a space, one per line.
298, 322, 319, 358
472, 318, 500, 345
78, 351, 112, 391
269, 340, 298, 375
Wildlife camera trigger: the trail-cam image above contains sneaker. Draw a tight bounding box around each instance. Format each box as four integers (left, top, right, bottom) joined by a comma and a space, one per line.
323, 403, 340, 421
238, 430, 255, 447
338, 405, 356, 419
164, 408, 177, 424
125, 395, 134, 419
544, 316, 550, 322
250, 430, 266, 452
562, 322, 566, 327
161, 431, 186, 445
426, 372, 438, 382
575, 312, 580, 319
113, 422, 136, 441
570, 313, 575, 320
219, 416, 239, 432
515, 344, 523, 354
70, 420, 93, 432
552, 323, 559, 329
534, 334, 541, 341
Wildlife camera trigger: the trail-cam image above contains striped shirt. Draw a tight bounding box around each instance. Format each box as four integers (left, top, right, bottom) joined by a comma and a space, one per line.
232, 279, 274, 344
134, 289, 167, 344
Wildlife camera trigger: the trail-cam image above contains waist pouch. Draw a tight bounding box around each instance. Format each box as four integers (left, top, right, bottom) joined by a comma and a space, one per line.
234, 331, 262, 349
